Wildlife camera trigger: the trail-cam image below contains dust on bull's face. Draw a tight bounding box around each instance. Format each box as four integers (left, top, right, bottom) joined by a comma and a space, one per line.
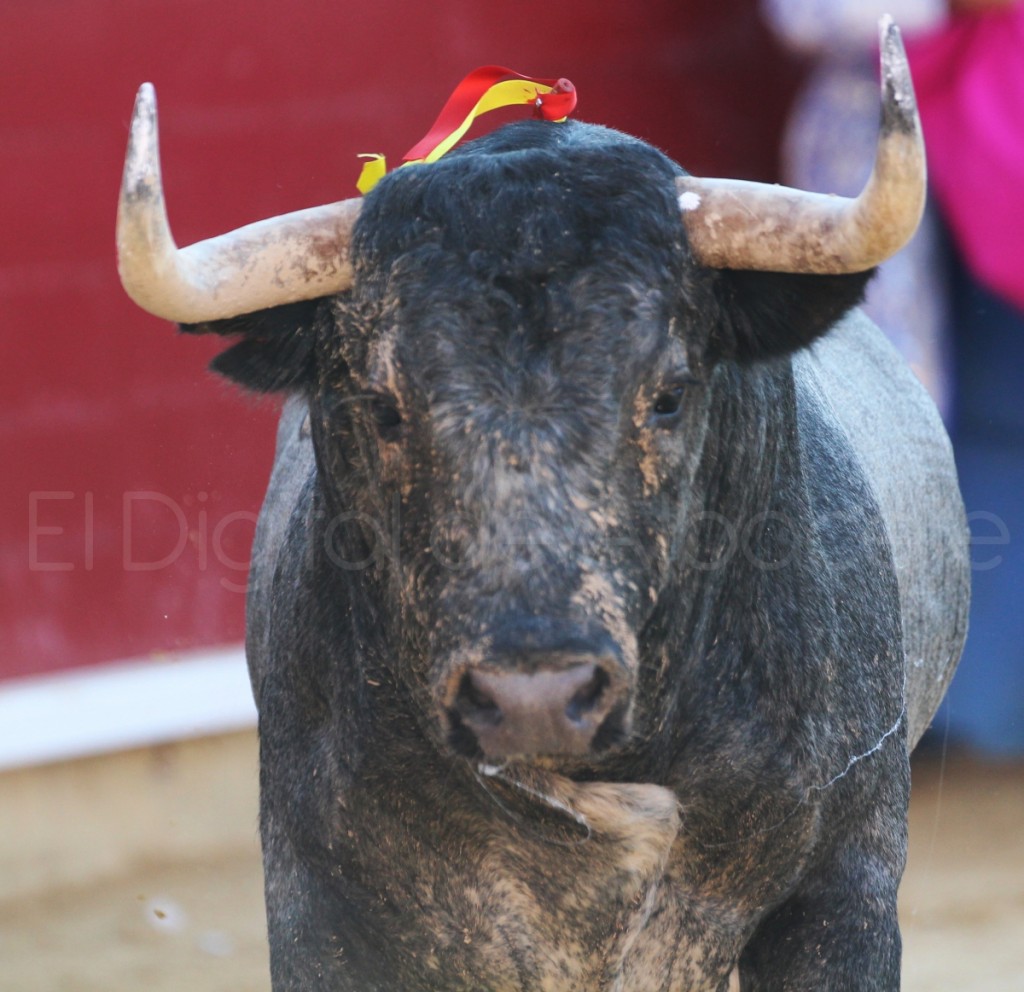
313, 125, 716, 766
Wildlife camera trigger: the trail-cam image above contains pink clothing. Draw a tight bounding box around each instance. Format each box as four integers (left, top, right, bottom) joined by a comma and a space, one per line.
906, 7, 1024, 313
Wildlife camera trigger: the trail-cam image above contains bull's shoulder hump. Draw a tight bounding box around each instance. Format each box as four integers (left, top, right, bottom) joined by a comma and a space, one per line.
794, 310, 969, 745
246, 395, 317, 690
253, 394, 316, 573
262, 394, 317, 533
793, 309, 957, 522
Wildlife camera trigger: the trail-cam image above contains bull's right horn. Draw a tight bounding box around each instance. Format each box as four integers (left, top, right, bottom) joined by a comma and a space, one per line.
117, 83, 362, 324
677, 16, 926, 274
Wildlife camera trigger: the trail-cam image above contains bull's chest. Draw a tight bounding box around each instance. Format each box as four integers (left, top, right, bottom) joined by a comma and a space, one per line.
401, 775, 745, 992
423, 866, 737, 992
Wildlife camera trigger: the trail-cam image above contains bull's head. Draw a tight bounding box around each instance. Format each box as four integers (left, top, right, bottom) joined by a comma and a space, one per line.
117, 21, 924, 766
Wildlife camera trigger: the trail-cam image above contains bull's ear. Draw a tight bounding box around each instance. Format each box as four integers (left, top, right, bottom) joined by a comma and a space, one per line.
180, 299, 321, 392
707, 268, 874, 365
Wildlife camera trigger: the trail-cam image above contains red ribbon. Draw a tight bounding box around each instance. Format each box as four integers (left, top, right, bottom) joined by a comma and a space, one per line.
400, 67, 577, 164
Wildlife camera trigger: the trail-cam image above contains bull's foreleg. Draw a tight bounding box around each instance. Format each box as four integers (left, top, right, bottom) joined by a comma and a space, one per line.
738, 849, 903, 990
736, 754, 909, 991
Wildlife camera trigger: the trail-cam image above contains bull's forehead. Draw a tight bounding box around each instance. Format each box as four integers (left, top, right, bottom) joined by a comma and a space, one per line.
350, 118, 688, 398
355, 119, 685, 267
347, 120, 692, 460
377, 271, 679, 443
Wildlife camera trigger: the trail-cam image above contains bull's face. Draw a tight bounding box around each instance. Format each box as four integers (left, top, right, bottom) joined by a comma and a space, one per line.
316, 137, 715, 764
121, 34, 922, 765
186, 125, 875, 770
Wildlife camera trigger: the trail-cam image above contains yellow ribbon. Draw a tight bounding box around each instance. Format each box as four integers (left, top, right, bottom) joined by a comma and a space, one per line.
357, 70, 576, 194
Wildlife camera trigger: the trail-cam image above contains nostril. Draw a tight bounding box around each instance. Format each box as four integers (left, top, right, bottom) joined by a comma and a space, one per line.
454, 673, 503, 727
444, 659, 628, 759
565, 665, 609, 724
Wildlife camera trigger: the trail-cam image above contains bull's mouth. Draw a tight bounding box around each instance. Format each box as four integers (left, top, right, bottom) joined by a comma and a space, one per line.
472, 760, 682, 852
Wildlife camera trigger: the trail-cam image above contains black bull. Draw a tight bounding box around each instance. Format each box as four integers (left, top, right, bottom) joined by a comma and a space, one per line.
177, 119, 967, 989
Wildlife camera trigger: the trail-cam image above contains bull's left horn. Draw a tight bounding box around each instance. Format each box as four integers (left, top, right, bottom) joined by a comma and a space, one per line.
116, 83, 362, 323
676, 16, 925, 274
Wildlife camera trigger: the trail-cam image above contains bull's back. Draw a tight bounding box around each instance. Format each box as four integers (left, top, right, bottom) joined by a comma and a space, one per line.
795, 310, 969, 745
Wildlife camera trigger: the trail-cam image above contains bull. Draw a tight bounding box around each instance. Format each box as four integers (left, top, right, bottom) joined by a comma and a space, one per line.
117, 20, 968, 991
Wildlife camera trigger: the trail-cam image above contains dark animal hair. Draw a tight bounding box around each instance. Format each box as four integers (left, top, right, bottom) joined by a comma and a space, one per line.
181, 299, 321, 391
183, 119, 871, 388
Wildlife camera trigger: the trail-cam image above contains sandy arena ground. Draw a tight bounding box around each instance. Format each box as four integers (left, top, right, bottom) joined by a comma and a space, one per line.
1, 738, 1021, 991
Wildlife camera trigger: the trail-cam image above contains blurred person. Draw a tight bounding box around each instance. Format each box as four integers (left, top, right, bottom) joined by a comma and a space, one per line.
763, 0, 1024, 755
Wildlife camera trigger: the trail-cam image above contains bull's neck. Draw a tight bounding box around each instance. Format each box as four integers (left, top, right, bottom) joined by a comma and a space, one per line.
631, 358, 806, 775
700, 357, 799, 556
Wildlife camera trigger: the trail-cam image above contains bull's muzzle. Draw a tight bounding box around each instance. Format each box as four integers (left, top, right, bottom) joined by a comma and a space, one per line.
444, 650, 630, 760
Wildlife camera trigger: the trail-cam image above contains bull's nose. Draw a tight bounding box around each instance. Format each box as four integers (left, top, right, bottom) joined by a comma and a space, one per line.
448, 660, 627, 759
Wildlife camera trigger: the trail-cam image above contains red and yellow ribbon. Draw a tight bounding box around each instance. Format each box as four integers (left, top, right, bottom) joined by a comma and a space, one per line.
357, 67, 577, 194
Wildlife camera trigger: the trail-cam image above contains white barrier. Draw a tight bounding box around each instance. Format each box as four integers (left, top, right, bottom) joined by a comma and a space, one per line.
0, 646, 255, 770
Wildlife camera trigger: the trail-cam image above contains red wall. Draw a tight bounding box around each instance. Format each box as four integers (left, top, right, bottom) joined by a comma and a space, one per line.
0, 0, 800, 679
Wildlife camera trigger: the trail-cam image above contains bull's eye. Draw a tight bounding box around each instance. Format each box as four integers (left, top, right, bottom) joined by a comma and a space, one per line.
369, 395, 403, 438
651, 385, 685, 422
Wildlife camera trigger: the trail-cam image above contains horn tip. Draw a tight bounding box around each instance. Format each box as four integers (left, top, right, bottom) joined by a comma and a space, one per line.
122, 82, 161, 202
877, 17, 919, 138
130, 82, 158, 135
